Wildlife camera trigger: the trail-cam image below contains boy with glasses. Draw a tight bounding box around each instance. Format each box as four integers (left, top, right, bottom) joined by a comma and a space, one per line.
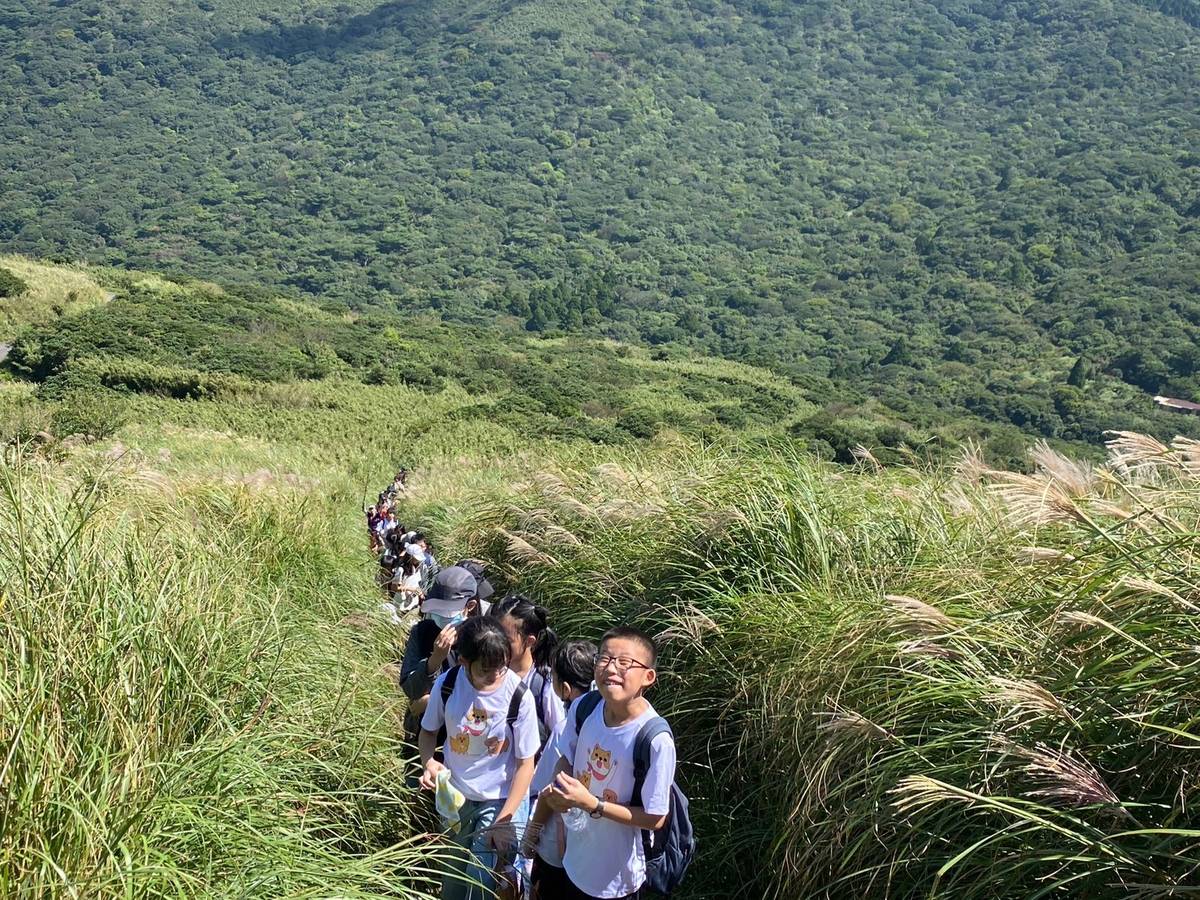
544, 626, 677, 899
419, 616, 538, 900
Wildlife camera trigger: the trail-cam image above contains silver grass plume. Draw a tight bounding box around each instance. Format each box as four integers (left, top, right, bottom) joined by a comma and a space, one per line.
886, 593, 954, 634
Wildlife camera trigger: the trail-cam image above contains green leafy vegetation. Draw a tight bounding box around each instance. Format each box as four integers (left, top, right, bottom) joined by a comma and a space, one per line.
0, 450, 444, 897
1, 0, 1198, 446
5, 258, 1200, 897
414, 435, 1200, 899
0, 267, 28, 299
5, 259, 820, 450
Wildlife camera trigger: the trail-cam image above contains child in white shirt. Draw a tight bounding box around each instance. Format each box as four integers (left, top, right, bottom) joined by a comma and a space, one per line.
419, 616, 539, 900
520, 640, 599, 897
545, 627, 676, 900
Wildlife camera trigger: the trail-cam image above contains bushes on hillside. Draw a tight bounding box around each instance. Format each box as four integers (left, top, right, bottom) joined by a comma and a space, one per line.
0, 266, 28, 298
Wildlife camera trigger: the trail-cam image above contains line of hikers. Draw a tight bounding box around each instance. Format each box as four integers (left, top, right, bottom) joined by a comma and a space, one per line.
365, 470, 694, 900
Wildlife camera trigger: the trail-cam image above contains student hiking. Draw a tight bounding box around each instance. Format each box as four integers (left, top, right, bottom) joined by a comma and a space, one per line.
399, 564, 496, 732
390, 544, 425, 614
521, 640, 599, 898
494, 595, 565, 752
419, 616, 539, 900
544, 626, 682, 900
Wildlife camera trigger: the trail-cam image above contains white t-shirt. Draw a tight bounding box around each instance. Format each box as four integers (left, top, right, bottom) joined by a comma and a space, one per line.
391, 569, 421, 594
521, 666, 566, 742
421, 667, 540, 802
555, 699, 676, 898
530, 695, 581, 867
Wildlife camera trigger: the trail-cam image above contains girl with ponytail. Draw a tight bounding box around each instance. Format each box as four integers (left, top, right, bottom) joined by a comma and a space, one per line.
494, 594, 563, 750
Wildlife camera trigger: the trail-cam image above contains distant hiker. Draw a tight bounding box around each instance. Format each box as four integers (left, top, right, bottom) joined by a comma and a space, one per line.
399, 564, 496, 729
419, 616, 539, 900
543, 626, 681, 900
390, 544, 425, 613
366, 505, 383, 553
494, 594, 564, 754
522, 640, 599, 898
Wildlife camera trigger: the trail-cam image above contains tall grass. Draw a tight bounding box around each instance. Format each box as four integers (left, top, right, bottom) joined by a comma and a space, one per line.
0, 449, 443, 898
410, 437, 1200, 898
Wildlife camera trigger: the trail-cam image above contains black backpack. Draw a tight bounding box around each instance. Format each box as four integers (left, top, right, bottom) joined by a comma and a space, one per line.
527, 666, 554, 750
440, 666, 529, 739
573, 692, 696, 896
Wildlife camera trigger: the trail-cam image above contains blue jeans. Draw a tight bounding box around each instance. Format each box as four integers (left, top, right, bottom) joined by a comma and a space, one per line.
442, 797, 530, 900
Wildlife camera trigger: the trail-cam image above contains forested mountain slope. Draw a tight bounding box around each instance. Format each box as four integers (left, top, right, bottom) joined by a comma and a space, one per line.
2, 0, 1199, 446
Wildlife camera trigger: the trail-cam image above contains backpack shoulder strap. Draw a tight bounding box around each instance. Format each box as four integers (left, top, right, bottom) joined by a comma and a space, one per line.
574, 690, 603, 735
507, 681, 529, 730
631, 717, 673, 807
529, 667, 550, 727
440, 665, 460, 707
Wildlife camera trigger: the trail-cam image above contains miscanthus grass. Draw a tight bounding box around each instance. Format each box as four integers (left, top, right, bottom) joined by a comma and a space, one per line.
0, 450, 443, 898
412, 435, 1200, 899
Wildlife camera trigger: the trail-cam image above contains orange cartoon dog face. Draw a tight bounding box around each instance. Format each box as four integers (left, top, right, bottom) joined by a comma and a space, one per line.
463, 706, 489, 736
449, 733, 470, 754
587, 745, 613, 782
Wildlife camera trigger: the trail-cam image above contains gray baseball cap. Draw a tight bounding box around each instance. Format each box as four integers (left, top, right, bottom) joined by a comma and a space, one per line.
422, 566, 480, 617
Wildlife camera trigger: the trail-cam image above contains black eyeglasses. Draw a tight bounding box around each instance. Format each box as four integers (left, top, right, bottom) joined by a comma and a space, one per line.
594, 654, 652, 673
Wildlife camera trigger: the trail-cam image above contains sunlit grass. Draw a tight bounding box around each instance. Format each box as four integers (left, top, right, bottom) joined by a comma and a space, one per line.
408, 438, 1200, 899
0, 255, 112, 338
0, 451, 444, 898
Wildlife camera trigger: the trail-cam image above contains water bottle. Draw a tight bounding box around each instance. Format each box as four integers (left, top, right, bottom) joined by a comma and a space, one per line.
563, 806, 589, 833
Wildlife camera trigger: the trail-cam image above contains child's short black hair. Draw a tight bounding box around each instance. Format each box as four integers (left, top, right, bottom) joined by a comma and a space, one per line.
455, 616, 510, 670
599, 625, 657, 668
554, 639, 598, 692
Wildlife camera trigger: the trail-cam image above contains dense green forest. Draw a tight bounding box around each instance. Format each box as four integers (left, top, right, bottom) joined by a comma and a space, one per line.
3, 0, 1200, 447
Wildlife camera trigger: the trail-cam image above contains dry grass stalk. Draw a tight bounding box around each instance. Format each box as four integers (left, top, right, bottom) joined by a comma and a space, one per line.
555, 495, 597, 521
1170, 436, 1200, 479
990, 471, 1088, 527
889, 775, 977, 816
541, 524, 582, 547
816, 702, 891, 744
656, 604, 719, 648
1029, 441, 1097, 496
851, 445, 883, 473
531, 472, 569, 497
1106, 575, 1198, 612
516, 508, 554, 531
994, 737, 1125, 814
1105, 431, 1173, 478
497, 528, 557, 566
595, 498, 662, 524
941, 482, 978, 518
984, 677, 1077, 726
593, 462, 636, 489
955, 439, 991, 485
886, 593, 954, 634
1017, 546, 1078, 565
897, 639, 962, 660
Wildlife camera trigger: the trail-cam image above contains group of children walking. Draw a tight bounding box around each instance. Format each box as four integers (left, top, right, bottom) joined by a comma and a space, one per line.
370, 471, 691, 900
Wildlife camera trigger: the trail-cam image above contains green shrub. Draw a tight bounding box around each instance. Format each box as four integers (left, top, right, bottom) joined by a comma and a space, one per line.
0, 267, 28, 298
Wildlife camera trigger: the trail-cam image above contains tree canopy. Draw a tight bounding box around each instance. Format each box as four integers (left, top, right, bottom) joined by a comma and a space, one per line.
1, 0, 1198, 446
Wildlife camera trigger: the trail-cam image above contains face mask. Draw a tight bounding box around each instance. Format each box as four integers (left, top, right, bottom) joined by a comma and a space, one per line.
429, 612, 465, 629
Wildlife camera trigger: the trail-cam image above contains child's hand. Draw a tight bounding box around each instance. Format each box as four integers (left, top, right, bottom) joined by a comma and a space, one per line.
518, 820, 543, 858
428, 624, 458, 669
418, 758, 446, 791
488, 816, 518, 852
552, 772, 595, 810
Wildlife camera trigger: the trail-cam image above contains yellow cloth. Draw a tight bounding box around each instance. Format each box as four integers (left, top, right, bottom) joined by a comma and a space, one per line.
435, 768, 466, 833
